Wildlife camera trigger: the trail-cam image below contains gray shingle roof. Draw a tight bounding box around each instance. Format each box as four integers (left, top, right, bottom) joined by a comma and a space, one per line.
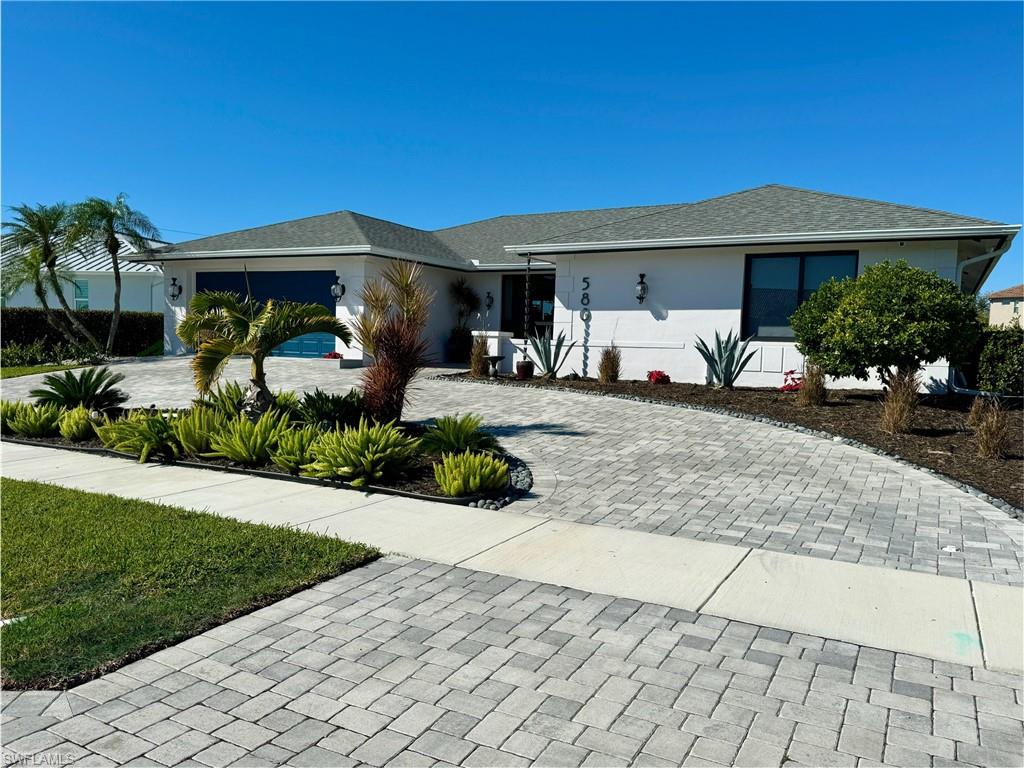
159, 210, 464, 265
523, 185, 1005, 248
1, 234, 163, 274
149, 185, 1014, 268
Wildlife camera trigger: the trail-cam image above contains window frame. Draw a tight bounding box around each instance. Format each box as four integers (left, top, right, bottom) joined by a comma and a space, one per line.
73, 279, 89, 311
741, 250, 859, 341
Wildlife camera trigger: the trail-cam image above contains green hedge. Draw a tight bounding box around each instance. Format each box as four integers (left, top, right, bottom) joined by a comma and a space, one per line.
0, 307, 163, 357
962, 325, 1023, 395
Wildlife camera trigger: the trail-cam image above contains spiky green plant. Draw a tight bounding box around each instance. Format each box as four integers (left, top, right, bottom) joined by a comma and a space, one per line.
302, 417, 420, 488
177, 289, 352, 417
171, 407, 227, 457
197, 380, 246, 419
58, 405, 93, 441
420, 413, 501, 455
297, 387, 365, 428
270, 425, 321, 474
433, 451, 509, 497
29, 366, 128, 410
528, 330, 576, 379
205, 411, 289, 466
273, 390, 302, 421
9, 403, 63, 438
94, 413, 180, 463
694, 330, 757, 389
1, 401, 28, 434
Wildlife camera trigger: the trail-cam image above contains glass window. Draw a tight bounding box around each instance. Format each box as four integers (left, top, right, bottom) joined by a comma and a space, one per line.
500, 274, 555, 338
743, 252, 857, 339
73, 280, 89, 311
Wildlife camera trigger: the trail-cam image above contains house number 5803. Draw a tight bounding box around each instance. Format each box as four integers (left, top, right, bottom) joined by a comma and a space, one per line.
580, 276, 591, 306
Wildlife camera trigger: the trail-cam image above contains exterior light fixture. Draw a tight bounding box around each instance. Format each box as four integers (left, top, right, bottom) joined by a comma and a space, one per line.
330, 277, 346, 302
168, 277, 183, 300
485, 291, 494, 311
635, 273, 649, 304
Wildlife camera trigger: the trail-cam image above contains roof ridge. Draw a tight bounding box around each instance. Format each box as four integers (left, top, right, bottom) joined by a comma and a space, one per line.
433, 201, 686, 234
764, 184, 1001, 225
170, 208, 361, 248
521, 185, 775, 246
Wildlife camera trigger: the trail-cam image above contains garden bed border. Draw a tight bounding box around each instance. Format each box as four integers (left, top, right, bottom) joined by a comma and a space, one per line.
433, 374, 1023, 519
1, 435, 529, 507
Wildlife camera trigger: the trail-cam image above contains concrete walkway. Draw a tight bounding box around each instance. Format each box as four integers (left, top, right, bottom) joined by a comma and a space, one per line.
3, 442, 1021, 675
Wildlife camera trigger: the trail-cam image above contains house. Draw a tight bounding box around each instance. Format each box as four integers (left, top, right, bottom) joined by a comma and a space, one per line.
2, 234, 165, 313
987, 284, 1023, 328
136, 185, 1019, 388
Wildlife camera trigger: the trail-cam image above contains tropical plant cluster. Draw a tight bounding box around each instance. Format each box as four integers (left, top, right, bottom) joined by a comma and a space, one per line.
3, 367, 511, 499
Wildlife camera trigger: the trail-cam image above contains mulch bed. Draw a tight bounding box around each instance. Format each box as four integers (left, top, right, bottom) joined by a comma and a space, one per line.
450, 373, 1023, 510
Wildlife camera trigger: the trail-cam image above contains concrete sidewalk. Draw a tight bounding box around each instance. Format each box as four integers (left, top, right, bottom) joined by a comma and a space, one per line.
3, 442, 1021, 674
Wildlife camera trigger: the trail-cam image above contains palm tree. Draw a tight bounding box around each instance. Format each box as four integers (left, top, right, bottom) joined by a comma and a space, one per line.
3, 203, 102, 350
69, 194, 161, 354
354, 261, 434, 422
177, 290, 353, 417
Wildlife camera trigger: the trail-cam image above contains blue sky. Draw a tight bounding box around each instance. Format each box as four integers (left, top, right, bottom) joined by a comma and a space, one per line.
3, 2, 1022, 290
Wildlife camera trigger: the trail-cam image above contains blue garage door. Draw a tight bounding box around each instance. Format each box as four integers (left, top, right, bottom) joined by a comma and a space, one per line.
194, 270, 337, 358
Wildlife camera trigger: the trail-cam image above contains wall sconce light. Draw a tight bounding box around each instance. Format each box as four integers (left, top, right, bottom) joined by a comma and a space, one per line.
485, 291, 494, 311
168, 277, 183, 301
635, 273, 649, 304
330, 277, 346, 302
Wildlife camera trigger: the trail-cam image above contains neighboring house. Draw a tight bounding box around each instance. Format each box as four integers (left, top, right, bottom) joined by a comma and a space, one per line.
987, 284, 1023, 327
134, 185, 1019, 388
2, 234, 165, 313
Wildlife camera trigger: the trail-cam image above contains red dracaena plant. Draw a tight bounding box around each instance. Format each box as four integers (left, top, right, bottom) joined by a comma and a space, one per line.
353, 261, 434, 423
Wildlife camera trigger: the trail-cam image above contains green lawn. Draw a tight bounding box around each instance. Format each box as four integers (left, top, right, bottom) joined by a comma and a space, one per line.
0, 363, 80, 379
1, 478, 378, 689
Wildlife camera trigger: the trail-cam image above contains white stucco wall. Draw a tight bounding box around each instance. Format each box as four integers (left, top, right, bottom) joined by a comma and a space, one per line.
989, 298, 1022, 328
549, 239, 961, 390
4, 272, 163, 313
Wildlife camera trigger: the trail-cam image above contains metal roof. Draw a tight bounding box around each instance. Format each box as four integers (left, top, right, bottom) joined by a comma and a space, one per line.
1, 234, 164, 274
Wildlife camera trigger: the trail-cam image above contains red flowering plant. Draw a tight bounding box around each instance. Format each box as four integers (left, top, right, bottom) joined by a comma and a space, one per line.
647, 370, 671, 385
779, 369, 803, 392
323, 351, 342, 359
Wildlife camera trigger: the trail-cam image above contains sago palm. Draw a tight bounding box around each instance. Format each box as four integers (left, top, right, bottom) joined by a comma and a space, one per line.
68, 194, 161, 354
3, 203, 102, 350
177, 290, 352, 417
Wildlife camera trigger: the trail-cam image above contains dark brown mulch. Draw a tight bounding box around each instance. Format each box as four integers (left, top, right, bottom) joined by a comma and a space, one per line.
451, 374, 1023, 511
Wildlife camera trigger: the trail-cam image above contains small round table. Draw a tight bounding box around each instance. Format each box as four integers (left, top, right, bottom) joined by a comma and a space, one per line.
486, 355, 505, 379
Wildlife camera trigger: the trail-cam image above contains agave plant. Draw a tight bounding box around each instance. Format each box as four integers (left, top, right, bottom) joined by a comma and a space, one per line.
433, 451, 509, 497
302, 417, 420, 488
94, 413, 180, 463
694, 330, 757, 389
29, 366, 128, 410
177, 289, 352, 418
527, 330, 576, 379
204, 411, 289, 466
270, 425, 321, 474
170, 407, 227, 457
58, 405, 94, 441
420, 413, 501, 455
9, 403, 62, 438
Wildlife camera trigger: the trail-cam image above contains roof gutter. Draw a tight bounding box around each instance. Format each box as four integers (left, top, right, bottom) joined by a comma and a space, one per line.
956, 236, 1012, 295
503, 224, 1022, 256
128, 245, 472, 272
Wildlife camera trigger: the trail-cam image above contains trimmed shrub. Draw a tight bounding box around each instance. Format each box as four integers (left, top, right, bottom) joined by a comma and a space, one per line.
421, 414, 500, 455
271, 425, 321, 474
59, 406, 94, 442
978, 326, 1023, 395
433, 451, 509, 497
598, 344, 621, 384
303, 418, 420, 488
205, 411, 289, 466
9, 404, 63, 437
0, 307, 162, 357
29, 366, 128, 410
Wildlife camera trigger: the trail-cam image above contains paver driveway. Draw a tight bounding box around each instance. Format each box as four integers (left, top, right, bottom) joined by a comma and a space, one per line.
4, 558, 1022, 768
3, 357, 1020, 586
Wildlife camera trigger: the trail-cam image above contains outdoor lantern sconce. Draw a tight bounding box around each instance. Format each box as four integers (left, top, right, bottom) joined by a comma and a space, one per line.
330, 277, 346, 302
168, 277, 183, 301
635, 273, 649, 304
485, 291, 494, 311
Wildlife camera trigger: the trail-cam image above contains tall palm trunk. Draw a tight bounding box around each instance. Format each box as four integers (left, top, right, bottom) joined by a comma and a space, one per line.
105, 233, 121, 355
32, 275, 80, 347
43, 264, 102, 350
